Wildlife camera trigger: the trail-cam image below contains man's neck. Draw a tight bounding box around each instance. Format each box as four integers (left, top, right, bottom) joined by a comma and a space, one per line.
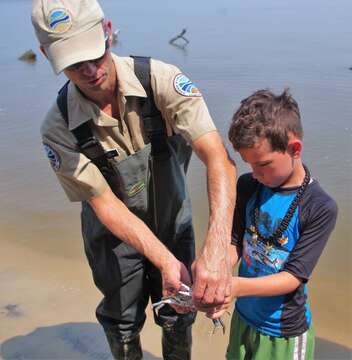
83, 82, 117, 109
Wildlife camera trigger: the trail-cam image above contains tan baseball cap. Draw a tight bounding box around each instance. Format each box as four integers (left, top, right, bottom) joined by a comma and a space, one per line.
31, 0, 106, 74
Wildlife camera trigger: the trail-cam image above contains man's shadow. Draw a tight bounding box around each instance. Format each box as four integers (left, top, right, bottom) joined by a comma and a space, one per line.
1, 322, 161, 360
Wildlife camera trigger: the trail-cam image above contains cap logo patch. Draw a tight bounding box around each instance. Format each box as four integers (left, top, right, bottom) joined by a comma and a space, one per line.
43, 144, 61, 171
47, 9, 72, 33
173, 74, 202, 97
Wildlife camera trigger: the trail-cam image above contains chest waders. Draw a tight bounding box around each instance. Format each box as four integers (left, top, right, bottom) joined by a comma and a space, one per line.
57, 57, 195, 360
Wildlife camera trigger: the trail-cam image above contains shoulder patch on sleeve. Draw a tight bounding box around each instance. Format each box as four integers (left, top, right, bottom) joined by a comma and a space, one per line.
43, 143, 61, 171
173, 73, 202, 97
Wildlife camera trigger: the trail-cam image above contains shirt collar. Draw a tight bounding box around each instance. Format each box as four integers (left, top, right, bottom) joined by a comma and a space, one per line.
112, 54, 147, 98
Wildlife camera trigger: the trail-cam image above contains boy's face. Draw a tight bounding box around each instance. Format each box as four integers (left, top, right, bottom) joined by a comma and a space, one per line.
239, 138, 300, 188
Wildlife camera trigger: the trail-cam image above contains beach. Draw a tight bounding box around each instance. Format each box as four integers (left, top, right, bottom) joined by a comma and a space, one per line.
1, 220, 351, 359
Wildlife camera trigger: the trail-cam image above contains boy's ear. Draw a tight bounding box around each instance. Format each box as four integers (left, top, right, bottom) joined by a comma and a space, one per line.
288, 139, 302, 159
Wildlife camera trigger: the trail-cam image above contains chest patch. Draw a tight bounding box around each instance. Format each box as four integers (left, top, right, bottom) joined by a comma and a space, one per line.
127, 180, 145, 197
43, 143, 61, 171
173, 74, 202, 97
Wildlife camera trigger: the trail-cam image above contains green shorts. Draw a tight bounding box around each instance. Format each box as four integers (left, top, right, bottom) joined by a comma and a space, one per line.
226, 311, 315, 360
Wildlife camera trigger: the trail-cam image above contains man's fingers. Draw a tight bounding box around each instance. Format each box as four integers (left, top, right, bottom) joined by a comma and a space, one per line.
200, 284, 218, 305
191, 265, 207, 303
192, 270, 223, 306
213, 281, 227, 305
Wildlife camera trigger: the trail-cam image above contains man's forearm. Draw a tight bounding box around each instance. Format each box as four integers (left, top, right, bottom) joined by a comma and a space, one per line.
89, 187, 176, 272
206, 151, 236, 246
191, 131, 237, 304
192, 132, 237, 249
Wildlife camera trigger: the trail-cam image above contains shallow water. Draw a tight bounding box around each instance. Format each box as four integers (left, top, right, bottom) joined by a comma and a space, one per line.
0, 0, 351, 358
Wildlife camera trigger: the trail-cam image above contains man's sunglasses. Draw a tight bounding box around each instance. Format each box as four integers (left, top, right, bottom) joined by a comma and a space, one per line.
66, 32, 110, 72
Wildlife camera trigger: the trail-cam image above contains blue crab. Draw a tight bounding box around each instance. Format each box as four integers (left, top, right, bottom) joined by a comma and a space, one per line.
152, 283, 225, 334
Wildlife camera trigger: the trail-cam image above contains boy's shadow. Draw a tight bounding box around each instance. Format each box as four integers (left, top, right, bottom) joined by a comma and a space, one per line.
1, 322, 161, 360
315, 338, 351, 359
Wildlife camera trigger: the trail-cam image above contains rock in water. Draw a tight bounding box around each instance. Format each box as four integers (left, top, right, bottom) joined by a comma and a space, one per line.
112, 30, 120, 45
18, 49, 37, 62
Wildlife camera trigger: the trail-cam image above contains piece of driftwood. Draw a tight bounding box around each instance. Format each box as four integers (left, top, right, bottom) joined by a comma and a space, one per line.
169, 28, 189, 47
18, 50, 37, 62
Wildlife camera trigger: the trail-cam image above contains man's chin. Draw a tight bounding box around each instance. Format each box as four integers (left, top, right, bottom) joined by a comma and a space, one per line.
88, 74, 106, 87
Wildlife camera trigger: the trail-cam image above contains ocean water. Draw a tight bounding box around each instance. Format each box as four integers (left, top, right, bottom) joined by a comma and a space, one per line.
0, 0, 351, 355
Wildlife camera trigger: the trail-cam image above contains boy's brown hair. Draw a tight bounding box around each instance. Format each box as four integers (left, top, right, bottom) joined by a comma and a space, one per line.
228, 89, 303, 152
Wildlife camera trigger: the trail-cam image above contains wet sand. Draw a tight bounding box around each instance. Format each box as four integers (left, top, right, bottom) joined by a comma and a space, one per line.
0, 235, 231, 359
1, 231, 351, 360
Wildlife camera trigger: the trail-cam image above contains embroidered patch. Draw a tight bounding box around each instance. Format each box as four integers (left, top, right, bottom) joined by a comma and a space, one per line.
127, 180, 145, 197
173, 74, 202, 97
47, 9, 72, 33
43, 144, 61, 171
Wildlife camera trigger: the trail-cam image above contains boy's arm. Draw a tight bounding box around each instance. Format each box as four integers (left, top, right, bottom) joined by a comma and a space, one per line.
206, 271, 300, 319
231, 271, 301, 298
283, 191, 338, 282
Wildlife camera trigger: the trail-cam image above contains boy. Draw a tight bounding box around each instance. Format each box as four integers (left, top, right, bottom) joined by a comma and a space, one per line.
209, 89, 338, 359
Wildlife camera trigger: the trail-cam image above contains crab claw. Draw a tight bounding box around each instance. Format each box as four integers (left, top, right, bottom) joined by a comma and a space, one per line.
212, 318, 225, 335
152, 302, 165, 316
179, 283, 191, 292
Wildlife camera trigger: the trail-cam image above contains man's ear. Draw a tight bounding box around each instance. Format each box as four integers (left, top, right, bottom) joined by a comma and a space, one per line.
103, 19, 113, 46
288, 139, 303, 159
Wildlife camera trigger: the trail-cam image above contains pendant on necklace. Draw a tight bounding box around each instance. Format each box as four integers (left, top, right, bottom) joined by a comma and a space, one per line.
278, 236, 288, 246
249, 225, 258, 243
264, 243, 273, 254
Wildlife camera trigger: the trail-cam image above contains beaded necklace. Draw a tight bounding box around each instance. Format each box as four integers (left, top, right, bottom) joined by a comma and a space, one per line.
249, 165, 311, 248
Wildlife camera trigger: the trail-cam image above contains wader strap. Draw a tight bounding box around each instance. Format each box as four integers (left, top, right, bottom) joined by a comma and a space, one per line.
57, 80, 70, 122
56, 81, 113, 175
131, 56, 169, 156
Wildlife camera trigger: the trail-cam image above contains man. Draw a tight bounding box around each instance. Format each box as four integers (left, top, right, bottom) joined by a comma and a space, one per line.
31, 0, 236, 358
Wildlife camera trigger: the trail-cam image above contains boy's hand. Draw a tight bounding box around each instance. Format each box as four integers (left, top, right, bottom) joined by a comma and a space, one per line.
206, 307, 229, 320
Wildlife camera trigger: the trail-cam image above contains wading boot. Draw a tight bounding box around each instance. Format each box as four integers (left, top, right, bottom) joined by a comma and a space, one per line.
106, 333, 143, 360
162, 326, 192, 360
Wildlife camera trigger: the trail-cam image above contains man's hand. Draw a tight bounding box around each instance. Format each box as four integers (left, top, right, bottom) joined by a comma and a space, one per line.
161, 255, 192, 298
161, 258, 194, 314
192, 242, 233, 307
199, 276, 239, 319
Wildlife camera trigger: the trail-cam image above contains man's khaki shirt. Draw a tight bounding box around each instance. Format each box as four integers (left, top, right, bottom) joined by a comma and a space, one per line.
41, 55, 216, 202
